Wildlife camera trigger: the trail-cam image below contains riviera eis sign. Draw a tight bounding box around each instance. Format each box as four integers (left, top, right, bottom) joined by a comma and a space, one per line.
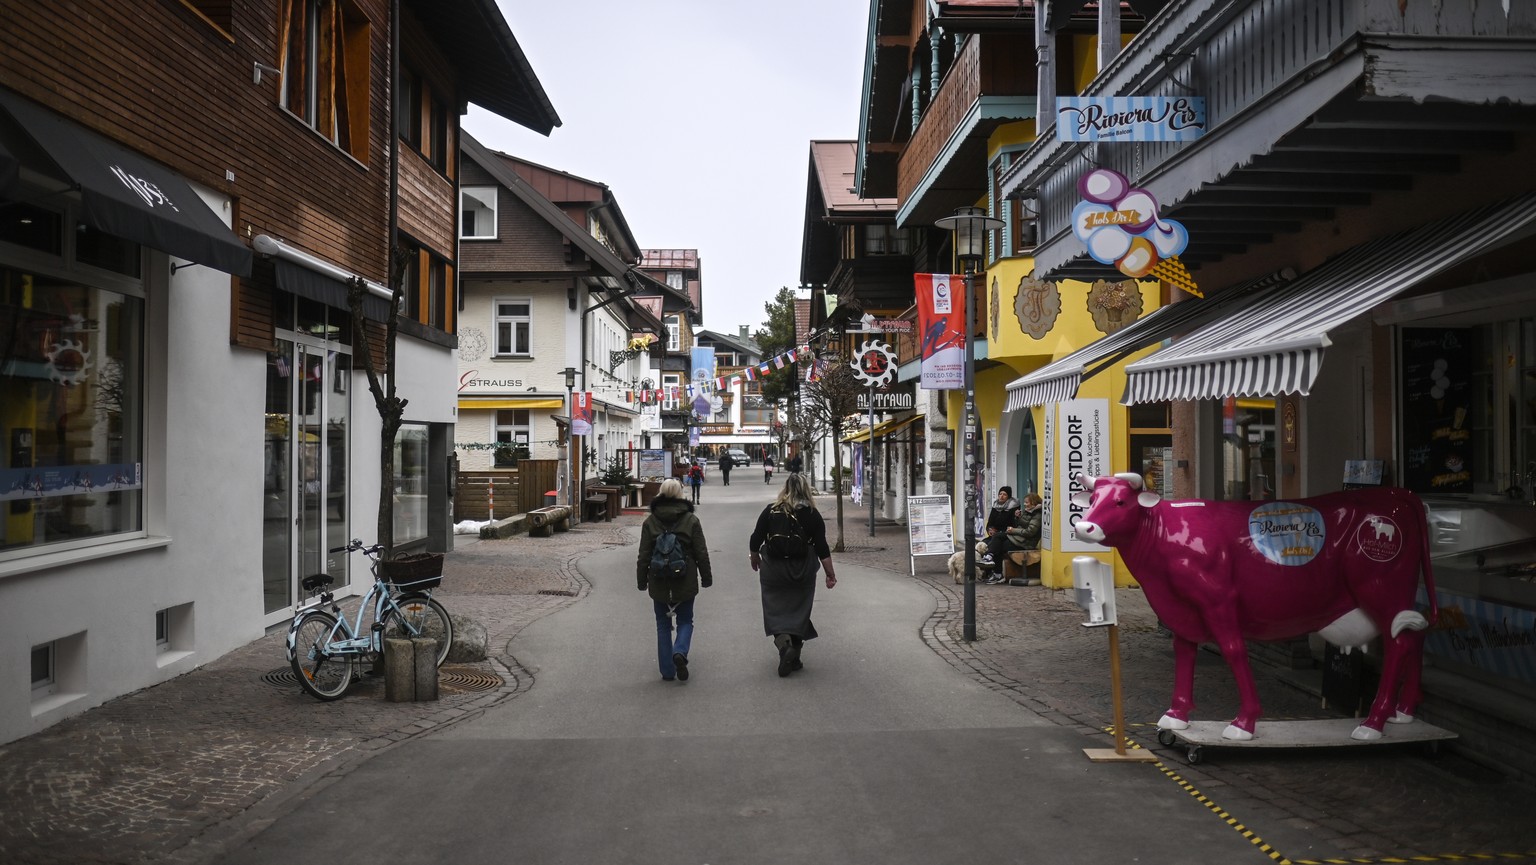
1056, 97, 1205, 143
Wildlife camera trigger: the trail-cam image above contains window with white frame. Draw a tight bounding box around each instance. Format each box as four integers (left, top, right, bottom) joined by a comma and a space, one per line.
461, 186, 498, 239
662, 373, 681, 410
495, 299, 532, 356
665, 316, 680, 351
666, 271, 684, 290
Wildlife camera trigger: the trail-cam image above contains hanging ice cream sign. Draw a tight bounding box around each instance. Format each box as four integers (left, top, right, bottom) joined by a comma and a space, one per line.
1072, 168, 1202, 298
1056, 97, 1206, 143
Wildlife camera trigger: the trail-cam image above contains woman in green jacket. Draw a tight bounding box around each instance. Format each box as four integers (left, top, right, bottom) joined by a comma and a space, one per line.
636, 479, 714, 682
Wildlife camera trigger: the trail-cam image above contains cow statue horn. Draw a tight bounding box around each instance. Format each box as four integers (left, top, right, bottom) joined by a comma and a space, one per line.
1115, 472, 1144, 490
1075, 471, 1097, 488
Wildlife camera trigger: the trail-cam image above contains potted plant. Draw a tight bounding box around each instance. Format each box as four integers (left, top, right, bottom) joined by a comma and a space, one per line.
493, 442, 530, 468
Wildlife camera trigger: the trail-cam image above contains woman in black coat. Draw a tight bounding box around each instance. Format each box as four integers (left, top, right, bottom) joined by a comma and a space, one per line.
749, 473, 836, 677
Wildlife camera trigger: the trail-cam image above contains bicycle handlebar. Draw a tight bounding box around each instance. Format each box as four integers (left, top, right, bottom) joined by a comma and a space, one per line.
328, 539, 384, 557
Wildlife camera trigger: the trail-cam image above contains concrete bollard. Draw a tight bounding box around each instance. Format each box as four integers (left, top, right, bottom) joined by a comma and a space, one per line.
384, 637, 440, 702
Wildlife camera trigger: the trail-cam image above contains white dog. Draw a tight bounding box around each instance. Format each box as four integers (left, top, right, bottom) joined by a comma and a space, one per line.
948, 541, 993, 584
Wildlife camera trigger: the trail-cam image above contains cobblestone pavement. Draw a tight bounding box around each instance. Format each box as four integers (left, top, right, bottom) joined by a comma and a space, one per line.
0, 516, 640, 865
4, 512, 1535, 865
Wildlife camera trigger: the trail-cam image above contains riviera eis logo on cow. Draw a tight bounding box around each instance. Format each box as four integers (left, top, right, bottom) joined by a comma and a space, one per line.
1246, 502, 1326, 566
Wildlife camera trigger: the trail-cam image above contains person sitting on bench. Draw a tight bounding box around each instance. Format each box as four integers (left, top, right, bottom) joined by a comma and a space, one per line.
980, 493, 1041, 582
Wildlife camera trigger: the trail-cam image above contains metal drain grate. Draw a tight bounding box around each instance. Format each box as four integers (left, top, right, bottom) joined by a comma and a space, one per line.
263, 666, 503, 693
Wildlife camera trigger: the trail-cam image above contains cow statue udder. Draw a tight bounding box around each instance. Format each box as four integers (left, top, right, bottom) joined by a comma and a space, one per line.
1071, 472, 1438, 741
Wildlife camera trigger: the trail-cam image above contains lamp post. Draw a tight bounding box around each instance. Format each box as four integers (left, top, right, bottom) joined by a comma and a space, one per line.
935, 205, 1003, 643
562, 366, 578, 521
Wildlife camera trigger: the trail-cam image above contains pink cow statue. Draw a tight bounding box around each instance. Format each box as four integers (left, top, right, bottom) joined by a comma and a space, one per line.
1071, 472, 1438, 742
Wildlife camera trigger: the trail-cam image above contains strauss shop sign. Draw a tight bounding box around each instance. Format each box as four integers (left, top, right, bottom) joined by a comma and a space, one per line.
856, 383, 916, 414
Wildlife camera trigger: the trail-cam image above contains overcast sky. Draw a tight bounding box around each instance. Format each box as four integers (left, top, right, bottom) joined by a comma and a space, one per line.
464, 1, 870, 337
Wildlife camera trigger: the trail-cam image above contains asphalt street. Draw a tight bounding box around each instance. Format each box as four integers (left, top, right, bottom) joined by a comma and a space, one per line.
212, 480, 1314, 865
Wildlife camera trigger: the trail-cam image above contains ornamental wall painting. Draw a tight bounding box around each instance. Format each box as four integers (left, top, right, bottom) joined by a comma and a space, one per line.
1014, 273, 1060, 339
1087, 278, 1144, 334
989, 275, 1000, 343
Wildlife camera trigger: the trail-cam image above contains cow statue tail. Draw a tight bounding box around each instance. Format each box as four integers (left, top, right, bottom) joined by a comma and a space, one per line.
1414, 496, 1439, 628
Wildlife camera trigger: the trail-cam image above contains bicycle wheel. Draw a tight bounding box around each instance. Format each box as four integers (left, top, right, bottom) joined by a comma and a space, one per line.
288, 611, 353, 700
381, 595, 453, 667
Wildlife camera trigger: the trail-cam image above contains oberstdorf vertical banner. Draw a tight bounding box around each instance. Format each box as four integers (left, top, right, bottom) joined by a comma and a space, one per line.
915, 273, 965, 389
572, 392, 594, 437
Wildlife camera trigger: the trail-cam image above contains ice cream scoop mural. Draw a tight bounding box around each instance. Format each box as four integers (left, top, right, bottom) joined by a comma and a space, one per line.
1072, 168, 1201, 297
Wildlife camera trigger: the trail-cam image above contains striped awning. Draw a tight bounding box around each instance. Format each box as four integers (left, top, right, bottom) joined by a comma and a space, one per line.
457, 397, 566, 410
1002, 279, 1277, 413
1122, 193, 1536, 405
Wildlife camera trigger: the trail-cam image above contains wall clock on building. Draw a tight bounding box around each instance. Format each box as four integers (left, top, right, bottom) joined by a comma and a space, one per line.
1014, 273, 1060, 339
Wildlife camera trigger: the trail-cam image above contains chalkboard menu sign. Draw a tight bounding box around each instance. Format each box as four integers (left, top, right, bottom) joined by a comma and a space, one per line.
1401, 328, 1472, 493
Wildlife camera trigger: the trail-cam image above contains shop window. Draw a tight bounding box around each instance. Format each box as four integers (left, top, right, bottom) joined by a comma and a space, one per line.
76, 222, 141, 278
1128, 401, 1173, 498
494, 299, 531, 356
393, 425, 428, 546
1, 266, 144, 559
277, 0, 371, 162
1215, 398, 1275, 501
460, 187, 498, 239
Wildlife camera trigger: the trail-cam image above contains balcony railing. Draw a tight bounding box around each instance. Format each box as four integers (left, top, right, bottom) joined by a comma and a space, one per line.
898, 36, 981, 205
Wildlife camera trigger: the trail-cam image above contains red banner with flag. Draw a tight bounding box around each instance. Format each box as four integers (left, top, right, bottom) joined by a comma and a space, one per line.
915, 274, 965, 389
572, 392, 594, 436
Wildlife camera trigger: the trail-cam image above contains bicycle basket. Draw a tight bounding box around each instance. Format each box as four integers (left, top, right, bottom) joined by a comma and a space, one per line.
380, 553, 444, 591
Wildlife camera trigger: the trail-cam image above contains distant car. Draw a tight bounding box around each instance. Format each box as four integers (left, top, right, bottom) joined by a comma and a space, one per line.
726, 449, 752, 467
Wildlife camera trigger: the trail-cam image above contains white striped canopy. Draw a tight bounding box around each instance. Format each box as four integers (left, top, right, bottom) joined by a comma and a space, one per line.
1121, 193, 1536, 404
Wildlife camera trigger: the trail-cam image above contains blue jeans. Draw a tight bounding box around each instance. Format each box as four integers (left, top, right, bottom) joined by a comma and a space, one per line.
653, 598, 695, 678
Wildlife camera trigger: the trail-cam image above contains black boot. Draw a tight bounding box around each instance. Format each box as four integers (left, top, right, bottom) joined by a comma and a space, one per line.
774, 634, 792, 677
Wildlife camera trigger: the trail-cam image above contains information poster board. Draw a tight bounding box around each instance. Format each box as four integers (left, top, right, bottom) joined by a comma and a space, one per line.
1057, 398, 1110, 553
637, 449, 671, 480
907, 494, 955, 575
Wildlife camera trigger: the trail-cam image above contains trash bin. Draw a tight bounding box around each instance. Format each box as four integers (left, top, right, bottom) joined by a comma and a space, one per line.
544, 490, 557, 507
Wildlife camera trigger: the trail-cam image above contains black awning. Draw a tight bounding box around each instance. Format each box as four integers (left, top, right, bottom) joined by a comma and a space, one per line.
0, 87, 252, 277
274, 259, 392, 321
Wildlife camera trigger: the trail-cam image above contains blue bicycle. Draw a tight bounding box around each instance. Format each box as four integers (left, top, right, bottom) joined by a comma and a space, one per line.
286, 539, 453, 700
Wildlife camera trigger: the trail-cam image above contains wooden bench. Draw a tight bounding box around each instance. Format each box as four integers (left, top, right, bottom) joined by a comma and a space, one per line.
583, 495, 610, 522
1002, 550, 1042, 583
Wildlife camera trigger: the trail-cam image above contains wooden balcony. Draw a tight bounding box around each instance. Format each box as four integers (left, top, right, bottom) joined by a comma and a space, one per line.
895, 33, 1036, 228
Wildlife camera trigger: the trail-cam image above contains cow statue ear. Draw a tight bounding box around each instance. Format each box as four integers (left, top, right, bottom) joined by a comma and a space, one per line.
1070, 491, 1091, 509
1137, 491, 1162, 507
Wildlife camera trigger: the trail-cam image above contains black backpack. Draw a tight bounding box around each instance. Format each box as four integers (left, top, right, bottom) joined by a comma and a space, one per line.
648, 518, 689, 582
761, 507, 810, 560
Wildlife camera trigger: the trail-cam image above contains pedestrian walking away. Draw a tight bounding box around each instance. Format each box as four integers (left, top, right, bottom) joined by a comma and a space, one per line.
748, 472, 836, 677
636, 479, 713, 682
687, 460, 704, 504
718, 452, 732, 485
786, 452, 803, 475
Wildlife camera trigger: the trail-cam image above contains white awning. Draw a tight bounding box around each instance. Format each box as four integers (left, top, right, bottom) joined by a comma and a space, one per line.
1002, 278, 1281, 413
1122, 193, 1536, 404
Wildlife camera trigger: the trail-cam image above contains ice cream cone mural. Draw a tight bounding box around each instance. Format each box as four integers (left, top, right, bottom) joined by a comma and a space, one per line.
1072, 168, 1201, 297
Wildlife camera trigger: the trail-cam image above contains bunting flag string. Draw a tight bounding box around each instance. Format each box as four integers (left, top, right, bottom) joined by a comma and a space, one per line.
611, 344, 824, 405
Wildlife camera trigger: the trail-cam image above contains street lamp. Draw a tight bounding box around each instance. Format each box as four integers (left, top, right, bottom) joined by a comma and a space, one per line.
935, 205, 1003, 643
562, 366, 578, 521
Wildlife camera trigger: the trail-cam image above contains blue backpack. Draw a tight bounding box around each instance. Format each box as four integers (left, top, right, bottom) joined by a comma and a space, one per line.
648, 518, 689, 582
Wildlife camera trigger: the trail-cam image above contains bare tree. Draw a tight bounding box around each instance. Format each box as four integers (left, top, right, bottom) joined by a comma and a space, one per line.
800, 357, 862, 552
